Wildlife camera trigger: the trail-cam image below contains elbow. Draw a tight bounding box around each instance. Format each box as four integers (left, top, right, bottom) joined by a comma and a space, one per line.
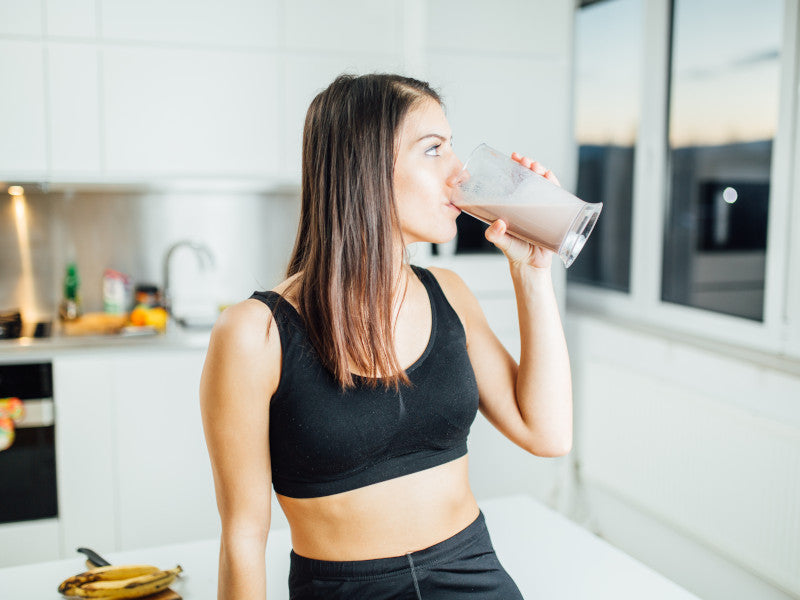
524, 434, 572, 458
220, 515, 271, 548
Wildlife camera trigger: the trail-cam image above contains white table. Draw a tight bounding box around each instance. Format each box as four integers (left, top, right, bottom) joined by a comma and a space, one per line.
0, 495, 699, 599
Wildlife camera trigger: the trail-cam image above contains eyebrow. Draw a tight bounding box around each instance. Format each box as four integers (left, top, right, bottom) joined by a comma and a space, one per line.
415, 133, 452, 143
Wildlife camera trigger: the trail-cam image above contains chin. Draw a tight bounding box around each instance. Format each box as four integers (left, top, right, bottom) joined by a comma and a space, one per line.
403, 221, 458, 246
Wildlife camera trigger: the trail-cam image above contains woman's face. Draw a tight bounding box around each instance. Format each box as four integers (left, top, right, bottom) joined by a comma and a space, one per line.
393, 98, 464, 246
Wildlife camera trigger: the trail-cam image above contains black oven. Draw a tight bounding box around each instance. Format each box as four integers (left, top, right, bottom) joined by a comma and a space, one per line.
0, 362, 58, 523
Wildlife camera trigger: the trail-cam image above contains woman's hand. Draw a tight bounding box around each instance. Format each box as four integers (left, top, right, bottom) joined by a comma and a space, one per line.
484, 152, 561, 270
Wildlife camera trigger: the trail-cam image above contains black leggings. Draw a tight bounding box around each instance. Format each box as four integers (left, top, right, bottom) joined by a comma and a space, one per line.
288, 511, 524, 599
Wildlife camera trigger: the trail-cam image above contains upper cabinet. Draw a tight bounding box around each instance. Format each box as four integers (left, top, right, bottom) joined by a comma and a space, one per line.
45, 0, 97, 38
0, 1, 42, 36
283, 0, 402, 53
0, 41, 48, 176
426, 0, 574, 178
102, 46, 279, 178
0, 0, 571, 187
100, 0, 279, 48
48, 43, 102, 175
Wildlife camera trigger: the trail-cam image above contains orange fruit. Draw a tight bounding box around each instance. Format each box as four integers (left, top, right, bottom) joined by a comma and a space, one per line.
129, 305, 148, 327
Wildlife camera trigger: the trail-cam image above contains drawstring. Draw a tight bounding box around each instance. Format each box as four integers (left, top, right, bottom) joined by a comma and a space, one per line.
405, 552, 423, 600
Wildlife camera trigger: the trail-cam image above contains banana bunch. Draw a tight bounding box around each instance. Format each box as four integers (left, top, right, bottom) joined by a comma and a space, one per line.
57, 564, 182, 599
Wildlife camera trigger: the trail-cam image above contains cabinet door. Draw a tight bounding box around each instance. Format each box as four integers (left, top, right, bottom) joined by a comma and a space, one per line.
53, 355, 118, 557
101, 0, 278, 49
425, 0, 573, 174
282, 53, 405, 179
0, 519, 61, 567
102, 46, 279, 178
0, 0, 42, 36
47, 42, 102, 175
0, 41, 47, 178
112, 350, 219, 550
45, 0, 96, 37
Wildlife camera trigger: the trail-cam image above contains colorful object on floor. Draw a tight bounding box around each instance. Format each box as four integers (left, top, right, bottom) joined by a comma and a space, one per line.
0, 397, 24, 451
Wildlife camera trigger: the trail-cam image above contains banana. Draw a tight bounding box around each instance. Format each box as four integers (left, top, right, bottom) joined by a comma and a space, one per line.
58, 565, 161, 594
58, 565, 182, 599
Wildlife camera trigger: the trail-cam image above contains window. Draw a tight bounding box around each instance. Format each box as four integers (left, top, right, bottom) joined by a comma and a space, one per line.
661, 0, 783, 321
567, 0, 799, 355
568, 0, 643, 292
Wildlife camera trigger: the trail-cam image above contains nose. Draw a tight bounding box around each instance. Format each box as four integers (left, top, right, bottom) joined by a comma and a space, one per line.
446, 155, 468, 187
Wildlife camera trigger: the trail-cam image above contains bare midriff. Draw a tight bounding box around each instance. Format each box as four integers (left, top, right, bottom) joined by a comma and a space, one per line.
276, 455, 480, 561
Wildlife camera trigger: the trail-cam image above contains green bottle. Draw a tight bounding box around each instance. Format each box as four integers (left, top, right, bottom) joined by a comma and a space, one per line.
59, 261, 82, 321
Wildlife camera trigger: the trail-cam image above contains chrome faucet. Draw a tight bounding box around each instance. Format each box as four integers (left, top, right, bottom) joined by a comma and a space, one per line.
162, 240, 215, 325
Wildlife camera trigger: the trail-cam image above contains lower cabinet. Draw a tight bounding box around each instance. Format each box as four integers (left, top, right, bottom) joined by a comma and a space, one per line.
54, 354, 118, 558
53, 346, 219, 558
112, 350, 220, 549
0, 519, 61, 567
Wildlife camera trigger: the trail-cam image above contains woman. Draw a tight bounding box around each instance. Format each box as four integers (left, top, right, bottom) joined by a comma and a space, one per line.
200, 73, 572, 599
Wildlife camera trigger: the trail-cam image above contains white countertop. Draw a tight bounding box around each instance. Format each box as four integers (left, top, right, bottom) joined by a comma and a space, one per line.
0, 328, 211, 361
0, 495, 699, 600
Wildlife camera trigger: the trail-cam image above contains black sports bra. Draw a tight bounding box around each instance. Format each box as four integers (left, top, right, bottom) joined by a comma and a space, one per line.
249, 265, 480, 498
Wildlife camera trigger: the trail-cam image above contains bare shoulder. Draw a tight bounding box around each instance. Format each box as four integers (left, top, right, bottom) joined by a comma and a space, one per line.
426, 266, 471, 299
426, 266, 483, 328
212, 298, 277, 354
210, 271, 300, 351
202, 295, 283, 399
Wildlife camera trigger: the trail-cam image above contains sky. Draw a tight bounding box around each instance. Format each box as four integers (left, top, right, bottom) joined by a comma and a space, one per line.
574, 0, 783, 148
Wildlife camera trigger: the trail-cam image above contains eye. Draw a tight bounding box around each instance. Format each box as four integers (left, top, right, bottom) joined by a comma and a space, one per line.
425, 144, 442, 157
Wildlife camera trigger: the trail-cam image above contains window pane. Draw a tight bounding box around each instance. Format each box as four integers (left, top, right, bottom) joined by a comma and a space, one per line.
661, 0, 782, 321
568, 0, 642, 292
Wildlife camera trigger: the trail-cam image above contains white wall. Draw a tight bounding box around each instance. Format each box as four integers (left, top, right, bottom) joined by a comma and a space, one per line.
566, 312, 800, 600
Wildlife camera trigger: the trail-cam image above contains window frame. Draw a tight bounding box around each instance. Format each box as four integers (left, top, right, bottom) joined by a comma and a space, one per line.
566, 0, 800, 359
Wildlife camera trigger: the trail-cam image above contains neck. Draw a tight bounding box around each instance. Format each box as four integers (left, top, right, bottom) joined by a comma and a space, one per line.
390, 244, 413, 319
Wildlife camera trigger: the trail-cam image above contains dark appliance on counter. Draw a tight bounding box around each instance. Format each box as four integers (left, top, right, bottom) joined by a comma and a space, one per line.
0, 311, 22, 339
0, 362, 57, 523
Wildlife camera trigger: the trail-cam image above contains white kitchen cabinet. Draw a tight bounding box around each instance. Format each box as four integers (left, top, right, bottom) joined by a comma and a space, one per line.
102, 45, 279, 178
47, 42, 102, 175
0, 41, 47, 178
425, 0, 574, 177
0, 0, 42, 36
427, 54, 572, 175
111, 349, 219, 550
48, 347, 216, 559
284, 0, 403, 54
281, 53, 406, 178
427, 0, 571, 56
45, 0, 97, 38
0, 519, 60, 567
101, 0, 279, 49
53, 355, 118, 558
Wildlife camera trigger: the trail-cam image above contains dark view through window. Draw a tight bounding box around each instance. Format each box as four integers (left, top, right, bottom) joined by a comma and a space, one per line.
661, 0, 782, 321
568, 0, 642, 292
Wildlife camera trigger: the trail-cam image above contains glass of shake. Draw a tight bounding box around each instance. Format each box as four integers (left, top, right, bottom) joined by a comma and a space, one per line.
452, 144, 602, 267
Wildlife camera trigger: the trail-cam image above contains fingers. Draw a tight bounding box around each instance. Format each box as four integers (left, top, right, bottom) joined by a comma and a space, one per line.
484, 218, 556, 269
486, 219, 528, 258
484, 219, 511, 252
545, 170, 560, 186
511, 151, 561, 187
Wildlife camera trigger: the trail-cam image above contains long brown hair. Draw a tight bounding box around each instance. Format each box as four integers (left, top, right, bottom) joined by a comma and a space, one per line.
284, 73, 442, 390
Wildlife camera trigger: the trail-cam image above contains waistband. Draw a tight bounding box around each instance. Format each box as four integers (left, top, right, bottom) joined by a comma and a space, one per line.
289, 510, 487, 580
